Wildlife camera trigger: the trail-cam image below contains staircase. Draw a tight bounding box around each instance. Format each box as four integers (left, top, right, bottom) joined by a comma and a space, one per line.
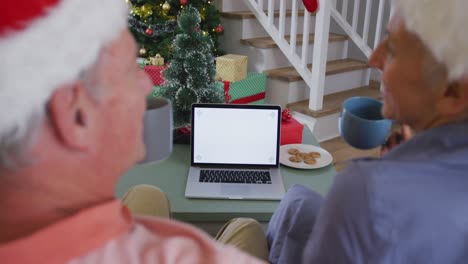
215, 0, 390, 142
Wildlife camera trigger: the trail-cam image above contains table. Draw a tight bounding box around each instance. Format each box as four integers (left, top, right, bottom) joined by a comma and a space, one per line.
115, 127, 336, 223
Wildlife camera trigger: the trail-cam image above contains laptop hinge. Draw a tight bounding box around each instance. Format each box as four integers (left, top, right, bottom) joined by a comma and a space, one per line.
196, 164, 276, 170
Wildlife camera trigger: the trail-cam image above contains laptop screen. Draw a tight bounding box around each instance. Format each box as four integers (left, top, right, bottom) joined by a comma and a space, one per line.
191, 104, 281, 167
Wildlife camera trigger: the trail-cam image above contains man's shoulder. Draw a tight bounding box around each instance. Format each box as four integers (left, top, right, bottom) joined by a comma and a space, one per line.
341, 151, 468, 227
72, 216, 264, 264
336, 157, 383, 189
342, 154, 436, 190
333, 158, 400, 218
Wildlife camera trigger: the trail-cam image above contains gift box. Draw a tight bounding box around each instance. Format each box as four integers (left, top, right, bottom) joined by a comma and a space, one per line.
144, 65, 166, 86
216, 54, 248, 82
223, 72, 266, 104
280, 117, 304, 145
150, 54, 165, 66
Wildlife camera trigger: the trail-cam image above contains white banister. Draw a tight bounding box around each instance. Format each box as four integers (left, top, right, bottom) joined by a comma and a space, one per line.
352, 0, 360, 30
363, 0, 372, 44
309, 0, 331, 110
279, 0, 287, 38
331, 7, 372, 57
289, 0, 299, 54
374, 0, 386, 48
341, 0, 348, 21
268, 0, 275, 24
301, 11, 311, 67
258, 0, 264, 13
243, 0, 390, 111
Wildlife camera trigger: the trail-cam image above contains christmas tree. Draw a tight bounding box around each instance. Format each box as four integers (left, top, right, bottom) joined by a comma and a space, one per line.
127, 0, 224, 61
155, 6, 224, 126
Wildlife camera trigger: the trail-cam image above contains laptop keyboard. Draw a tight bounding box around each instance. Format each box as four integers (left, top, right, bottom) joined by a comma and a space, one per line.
199, 170, 272, 184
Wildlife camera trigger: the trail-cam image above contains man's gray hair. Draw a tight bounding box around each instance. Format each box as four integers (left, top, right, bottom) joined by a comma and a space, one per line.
0, 109, 44, 170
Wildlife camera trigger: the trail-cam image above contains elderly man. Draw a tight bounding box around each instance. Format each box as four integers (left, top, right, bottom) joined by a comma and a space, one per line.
0, 0, 268, 263
267, 0, 468, 263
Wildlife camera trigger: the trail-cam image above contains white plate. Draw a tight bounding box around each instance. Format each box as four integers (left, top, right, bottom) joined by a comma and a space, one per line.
280, 144, 333, 169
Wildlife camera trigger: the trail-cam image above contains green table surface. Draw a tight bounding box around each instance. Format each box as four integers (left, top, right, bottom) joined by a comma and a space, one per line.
116, 127, 337, 222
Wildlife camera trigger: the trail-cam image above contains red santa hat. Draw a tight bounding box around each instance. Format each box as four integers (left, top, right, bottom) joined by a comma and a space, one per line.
0, 0, 127, 141
393, 0, 468, 81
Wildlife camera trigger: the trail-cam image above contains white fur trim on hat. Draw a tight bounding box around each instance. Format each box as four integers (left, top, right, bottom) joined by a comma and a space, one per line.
0, 0, 127, 144
394, 0, 468, 81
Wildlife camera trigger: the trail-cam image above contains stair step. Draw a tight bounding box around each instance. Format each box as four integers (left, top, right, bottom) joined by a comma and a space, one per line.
287, 85, 382, 118
265, 59, 369, 82
241, 33, 347, 49
221, 9, 306, 19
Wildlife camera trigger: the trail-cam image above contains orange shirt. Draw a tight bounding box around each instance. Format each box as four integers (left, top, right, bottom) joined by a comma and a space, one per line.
0, 200, 265, 264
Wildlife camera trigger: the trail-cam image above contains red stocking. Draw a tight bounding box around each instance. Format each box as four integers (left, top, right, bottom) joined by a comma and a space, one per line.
303, 0, 319, 13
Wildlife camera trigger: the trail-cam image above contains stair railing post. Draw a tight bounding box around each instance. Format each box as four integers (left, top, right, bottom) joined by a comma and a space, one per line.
374, 0, 386, 49
258, 0, 264, 13
341, 0, 349, 21
363, 0, 373, 44
268, 0, 275, 25
289, 0, 299, 55
352, 0, 360, 31
279, 0, 287, 38
309, 0, 331, 111
301, 11, 311, 67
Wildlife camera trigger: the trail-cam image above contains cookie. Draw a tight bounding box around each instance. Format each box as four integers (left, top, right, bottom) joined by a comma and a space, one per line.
308, 152, 321, 158
304, 157, 317, 165
288, 148, 300, 155
297, 152, 308, 159
289, 155, 303, 163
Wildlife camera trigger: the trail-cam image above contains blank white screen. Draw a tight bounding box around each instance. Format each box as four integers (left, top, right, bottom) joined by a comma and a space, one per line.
193, 107, 279, 165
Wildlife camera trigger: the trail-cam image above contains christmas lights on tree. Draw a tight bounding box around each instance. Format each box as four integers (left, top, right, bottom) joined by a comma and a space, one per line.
127, 0, 224, 61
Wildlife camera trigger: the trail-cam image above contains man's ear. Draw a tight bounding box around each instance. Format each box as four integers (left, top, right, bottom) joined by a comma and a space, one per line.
47, 82, 96, 150
436, 78, 468, 116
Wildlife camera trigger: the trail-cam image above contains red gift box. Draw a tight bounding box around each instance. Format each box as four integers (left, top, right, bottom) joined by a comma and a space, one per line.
280, 117, 304, 145
144, 65, 166, 86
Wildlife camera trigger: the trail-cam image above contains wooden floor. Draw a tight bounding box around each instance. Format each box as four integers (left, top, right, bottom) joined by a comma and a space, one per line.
320, 137, 380, 172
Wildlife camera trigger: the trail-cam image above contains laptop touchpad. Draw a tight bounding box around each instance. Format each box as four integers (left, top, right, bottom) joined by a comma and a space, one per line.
221, 184, 251, 198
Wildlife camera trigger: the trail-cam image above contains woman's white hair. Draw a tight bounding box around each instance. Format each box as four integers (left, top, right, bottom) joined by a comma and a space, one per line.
394, 0, 468, 81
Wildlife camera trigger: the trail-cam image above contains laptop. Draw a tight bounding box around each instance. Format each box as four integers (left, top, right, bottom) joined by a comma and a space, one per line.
185, 103, 285, 200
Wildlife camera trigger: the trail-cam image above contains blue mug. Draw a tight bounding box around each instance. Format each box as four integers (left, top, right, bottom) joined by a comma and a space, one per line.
141, 97, 173, 164
339, 97, 392, 149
